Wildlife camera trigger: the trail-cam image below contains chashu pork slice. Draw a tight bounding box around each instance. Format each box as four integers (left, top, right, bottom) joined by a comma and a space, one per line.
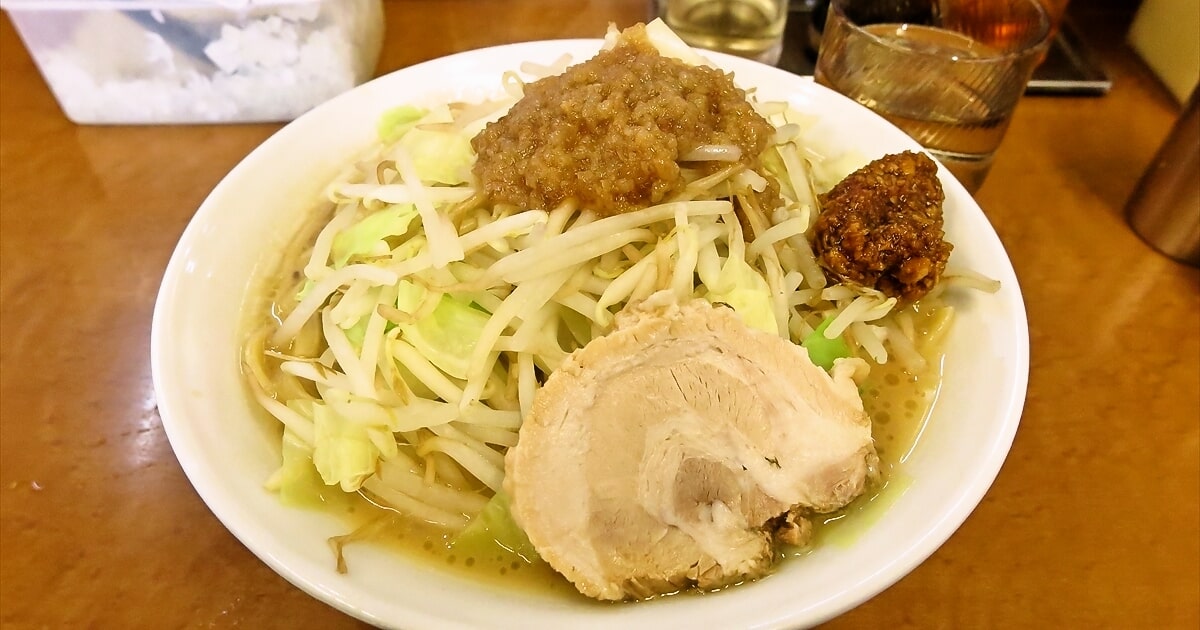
504, 295, 878, 601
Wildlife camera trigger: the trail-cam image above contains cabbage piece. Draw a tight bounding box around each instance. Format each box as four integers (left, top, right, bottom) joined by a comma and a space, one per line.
380, 104, 474, 186
394, 279, 426, 313
310, 399, 386, 492
812, 150, 869, 193
761, 148, 793, 200
405, 295, 489, 379
452, 491, 540, 562
397, 293, 491, 380
344, 316, 370, 350
378, 105, 427, 143
272, 427, 326, 507
295, 279, 316, 302
331, 204, 419, 268
330, 282, 379, 330
398, 127, 474, 186
270, 404, 359, 510
802, 316, 852, 370
705, 257, 777, 336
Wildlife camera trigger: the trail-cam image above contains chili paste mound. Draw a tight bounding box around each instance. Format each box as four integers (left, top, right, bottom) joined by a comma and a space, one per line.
811, 151, 952, 303
471, 24, 774, 216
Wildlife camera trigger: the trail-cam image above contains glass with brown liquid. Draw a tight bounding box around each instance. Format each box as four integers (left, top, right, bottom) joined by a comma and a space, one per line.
813, 0, 1052, 193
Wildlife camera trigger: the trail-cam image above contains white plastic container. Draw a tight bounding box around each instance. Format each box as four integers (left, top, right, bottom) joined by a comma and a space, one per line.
0, 0, 385, 124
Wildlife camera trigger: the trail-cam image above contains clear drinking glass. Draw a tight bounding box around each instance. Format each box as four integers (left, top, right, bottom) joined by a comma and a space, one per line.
814, 0, 1052, 193
658, 0, 791, 65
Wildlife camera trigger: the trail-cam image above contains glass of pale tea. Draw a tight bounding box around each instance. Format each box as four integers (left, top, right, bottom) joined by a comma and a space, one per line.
658, 0, 791, 65
814, 0, 1052, 193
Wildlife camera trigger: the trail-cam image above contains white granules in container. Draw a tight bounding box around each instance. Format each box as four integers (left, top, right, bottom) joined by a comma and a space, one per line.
4, 0, 384, 124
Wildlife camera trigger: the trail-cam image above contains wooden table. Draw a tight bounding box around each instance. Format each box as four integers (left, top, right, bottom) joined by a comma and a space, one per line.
2, 1, 1196, 627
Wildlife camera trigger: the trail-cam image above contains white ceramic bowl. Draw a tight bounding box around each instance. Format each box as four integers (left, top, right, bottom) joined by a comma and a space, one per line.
151, 40, 1029, 629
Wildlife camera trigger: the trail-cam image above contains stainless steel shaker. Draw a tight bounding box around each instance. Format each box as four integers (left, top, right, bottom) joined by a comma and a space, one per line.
1126, 88, 1200, 267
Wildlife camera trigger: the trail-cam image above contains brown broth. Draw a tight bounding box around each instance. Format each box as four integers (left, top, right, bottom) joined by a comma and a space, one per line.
312, 305, 949, 599
340, 502, 583, 599
803, 303, 949, 549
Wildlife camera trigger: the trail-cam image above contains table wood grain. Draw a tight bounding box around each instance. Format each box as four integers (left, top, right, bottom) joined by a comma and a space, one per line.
1, 1, 1196, 628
